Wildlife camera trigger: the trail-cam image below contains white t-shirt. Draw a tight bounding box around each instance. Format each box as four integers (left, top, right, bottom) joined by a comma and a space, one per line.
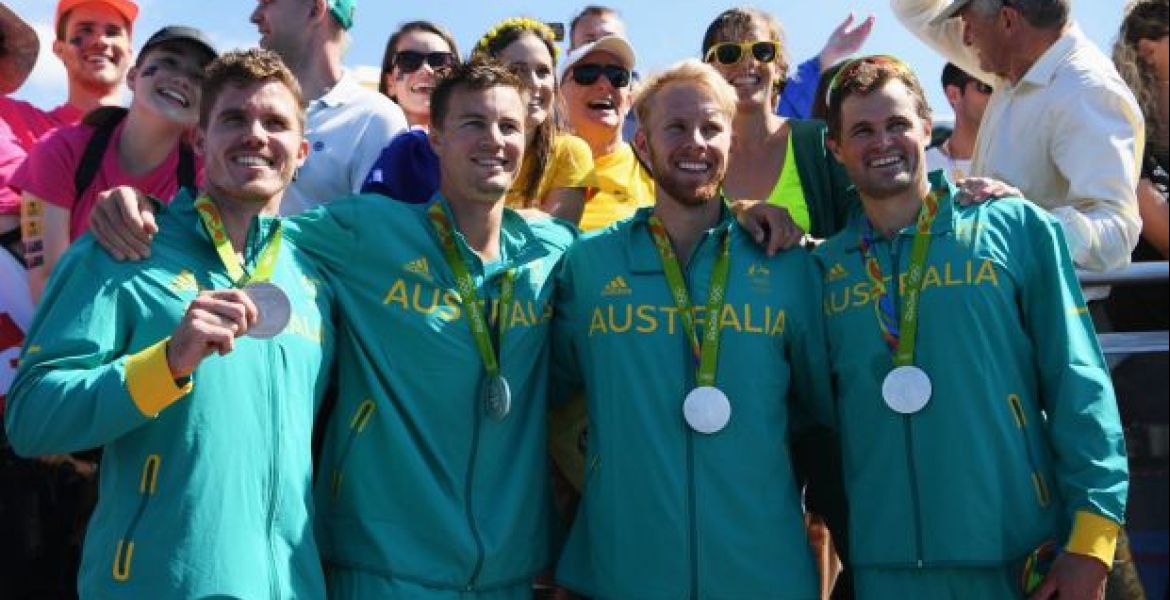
925, 145, 972, 182
281, 70, 407, 215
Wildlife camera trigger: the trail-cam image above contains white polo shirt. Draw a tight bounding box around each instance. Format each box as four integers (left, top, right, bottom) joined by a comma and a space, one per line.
281, 70, 407, 215
894, 0, 1143, 273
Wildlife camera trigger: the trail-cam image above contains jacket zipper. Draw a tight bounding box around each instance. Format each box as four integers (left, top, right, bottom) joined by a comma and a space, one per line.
1009, 394, 1051, 507
331, 399, 377, 498
463, 376, 486, 591
113, 453, 161, 582
266, 342, 280, 600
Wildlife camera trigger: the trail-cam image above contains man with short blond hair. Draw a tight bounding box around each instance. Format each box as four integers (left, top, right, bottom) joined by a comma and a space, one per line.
553, 59, 832, 598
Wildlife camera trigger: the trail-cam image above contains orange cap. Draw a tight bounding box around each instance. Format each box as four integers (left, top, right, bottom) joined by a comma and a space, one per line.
55, 0, 139, 33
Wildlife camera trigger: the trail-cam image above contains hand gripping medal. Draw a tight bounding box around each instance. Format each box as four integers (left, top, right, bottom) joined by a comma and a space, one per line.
195, 195, 290, 339
857, 190, 942, 415
648, 216, 734, 434
429, 203, 515, 422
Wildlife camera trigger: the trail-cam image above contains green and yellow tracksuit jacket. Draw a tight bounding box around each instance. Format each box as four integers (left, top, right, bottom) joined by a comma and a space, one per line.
6, 189, 334, 599
282, 194, 576, 594
812, 172, 1128, 570
552, 206, 832, 599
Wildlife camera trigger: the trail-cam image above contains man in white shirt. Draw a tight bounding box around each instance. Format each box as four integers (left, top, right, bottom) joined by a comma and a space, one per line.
925, 62, 990, 181
893, 0, 1144, 273
251, 0, 406, 214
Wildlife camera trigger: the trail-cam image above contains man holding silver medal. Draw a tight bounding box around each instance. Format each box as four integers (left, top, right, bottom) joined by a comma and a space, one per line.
815, 55, 1127, 599
5, 49, 335, 597
551, 60, 832, 599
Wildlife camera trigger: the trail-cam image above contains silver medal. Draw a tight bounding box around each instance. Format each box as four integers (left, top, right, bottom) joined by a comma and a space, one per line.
243, 282, 291, 339
882, 366, 932, 414
682, 386, 731, 434
482, 375, 512, 421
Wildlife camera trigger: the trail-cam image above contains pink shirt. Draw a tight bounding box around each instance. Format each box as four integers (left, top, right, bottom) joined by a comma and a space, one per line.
11, 118, 201, 240
0, 97, 83, 215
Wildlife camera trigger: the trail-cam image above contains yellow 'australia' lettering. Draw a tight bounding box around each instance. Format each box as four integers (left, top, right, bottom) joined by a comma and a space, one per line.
383, 279, 408, 309
412, 285, 441, 313
769, 308, 786, 335
720, 304, 742, 333
921, 265, 942, 290
975, 259, 999, 287
608, 305, 633, 333
589, 308, 607, 336
636, 305, 658, 333
509, 301, 532, 328
286, 313, 323, 343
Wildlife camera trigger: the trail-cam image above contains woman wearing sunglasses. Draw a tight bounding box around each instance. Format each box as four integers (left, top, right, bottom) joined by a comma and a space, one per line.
360, 22, 459, 204
377, 21, 460, 130
559, 35, 656, 231
473, 18, 595, 223
701, 8, 857, 599
703, 8, 857, 244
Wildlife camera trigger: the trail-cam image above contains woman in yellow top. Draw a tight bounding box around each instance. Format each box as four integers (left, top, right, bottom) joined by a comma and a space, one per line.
474, 18, 595, 223
703, 8, 856, 240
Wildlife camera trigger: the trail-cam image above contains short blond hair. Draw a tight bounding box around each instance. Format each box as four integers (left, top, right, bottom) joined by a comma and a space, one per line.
633, 59, 737, 127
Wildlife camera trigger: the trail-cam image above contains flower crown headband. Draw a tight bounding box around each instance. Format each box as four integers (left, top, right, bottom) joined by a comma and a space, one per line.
474, 17, 561, 63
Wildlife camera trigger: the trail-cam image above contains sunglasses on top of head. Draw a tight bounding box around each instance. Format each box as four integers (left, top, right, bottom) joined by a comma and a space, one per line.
569, 63, 631, 88
703, 41, 781, 66
393, 50, 457, 74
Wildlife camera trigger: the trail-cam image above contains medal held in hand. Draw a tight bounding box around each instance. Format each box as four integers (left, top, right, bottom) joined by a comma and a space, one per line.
648, 216, 733, 434
858, 190, 941, 415
429, 203, 515, 422
195, 194, 289, 339
243, 282, 291, 339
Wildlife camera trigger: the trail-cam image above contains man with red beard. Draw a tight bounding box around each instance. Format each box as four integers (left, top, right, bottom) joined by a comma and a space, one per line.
550, 59, 832, 599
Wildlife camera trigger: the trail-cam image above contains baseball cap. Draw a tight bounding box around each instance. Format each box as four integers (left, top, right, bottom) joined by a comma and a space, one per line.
0, 3, 40, 93
140, 26, 218, 63
56, 0, 139, 32
327, 0, 356, 30
930, 0, 974, 25
558, 34, 636, 83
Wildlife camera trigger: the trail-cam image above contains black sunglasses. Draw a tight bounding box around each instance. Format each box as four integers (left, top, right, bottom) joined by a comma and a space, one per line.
393, 50, 456, 74
570, 63, 631, 88
703, 41, 781, 66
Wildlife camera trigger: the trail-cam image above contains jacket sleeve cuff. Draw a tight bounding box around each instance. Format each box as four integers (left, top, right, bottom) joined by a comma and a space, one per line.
125, 338, 192, 417
1065, 510, 1121, 569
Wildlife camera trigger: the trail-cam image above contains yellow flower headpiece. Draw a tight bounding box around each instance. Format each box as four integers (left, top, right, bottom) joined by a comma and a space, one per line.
474, 17, 561, 63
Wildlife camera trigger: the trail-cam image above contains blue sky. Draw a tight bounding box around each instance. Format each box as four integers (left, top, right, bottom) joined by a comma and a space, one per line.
7, 0, 1130, 119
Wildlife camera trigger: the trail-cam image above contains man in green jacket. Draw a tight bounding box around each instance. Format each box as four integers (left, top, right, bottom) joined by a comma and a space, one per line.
815, 55, 1127, 600
6, 48, 333, 598
552, 59, 832, 599
280, 60, 576, 598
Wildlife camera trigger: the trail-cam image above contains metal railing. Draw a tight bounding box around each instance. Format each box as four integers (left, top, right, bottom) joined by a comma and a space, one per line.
1077, 261, 1169, 356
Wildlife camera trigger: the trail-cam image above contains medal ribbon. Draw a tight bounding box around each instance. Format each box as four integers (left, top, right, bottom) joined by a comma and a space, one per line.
427, 203, 514, 379
647, 215, 731, 387
857, 190, 940, 366
194, 194, 283, 285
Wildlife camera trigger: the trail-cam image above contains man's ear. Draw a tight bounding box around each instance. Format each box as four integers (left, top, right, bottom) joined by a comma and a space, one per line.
826, 135, 843, 164
292, 138, 308, 168
126, 65, 138, 89
193, 127, 206, 157
632, 128, 651, 168
1137, 38, 1159, 66
309, 0, 328, 22
943, 84, 962, 109
427, 126, 443, 156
